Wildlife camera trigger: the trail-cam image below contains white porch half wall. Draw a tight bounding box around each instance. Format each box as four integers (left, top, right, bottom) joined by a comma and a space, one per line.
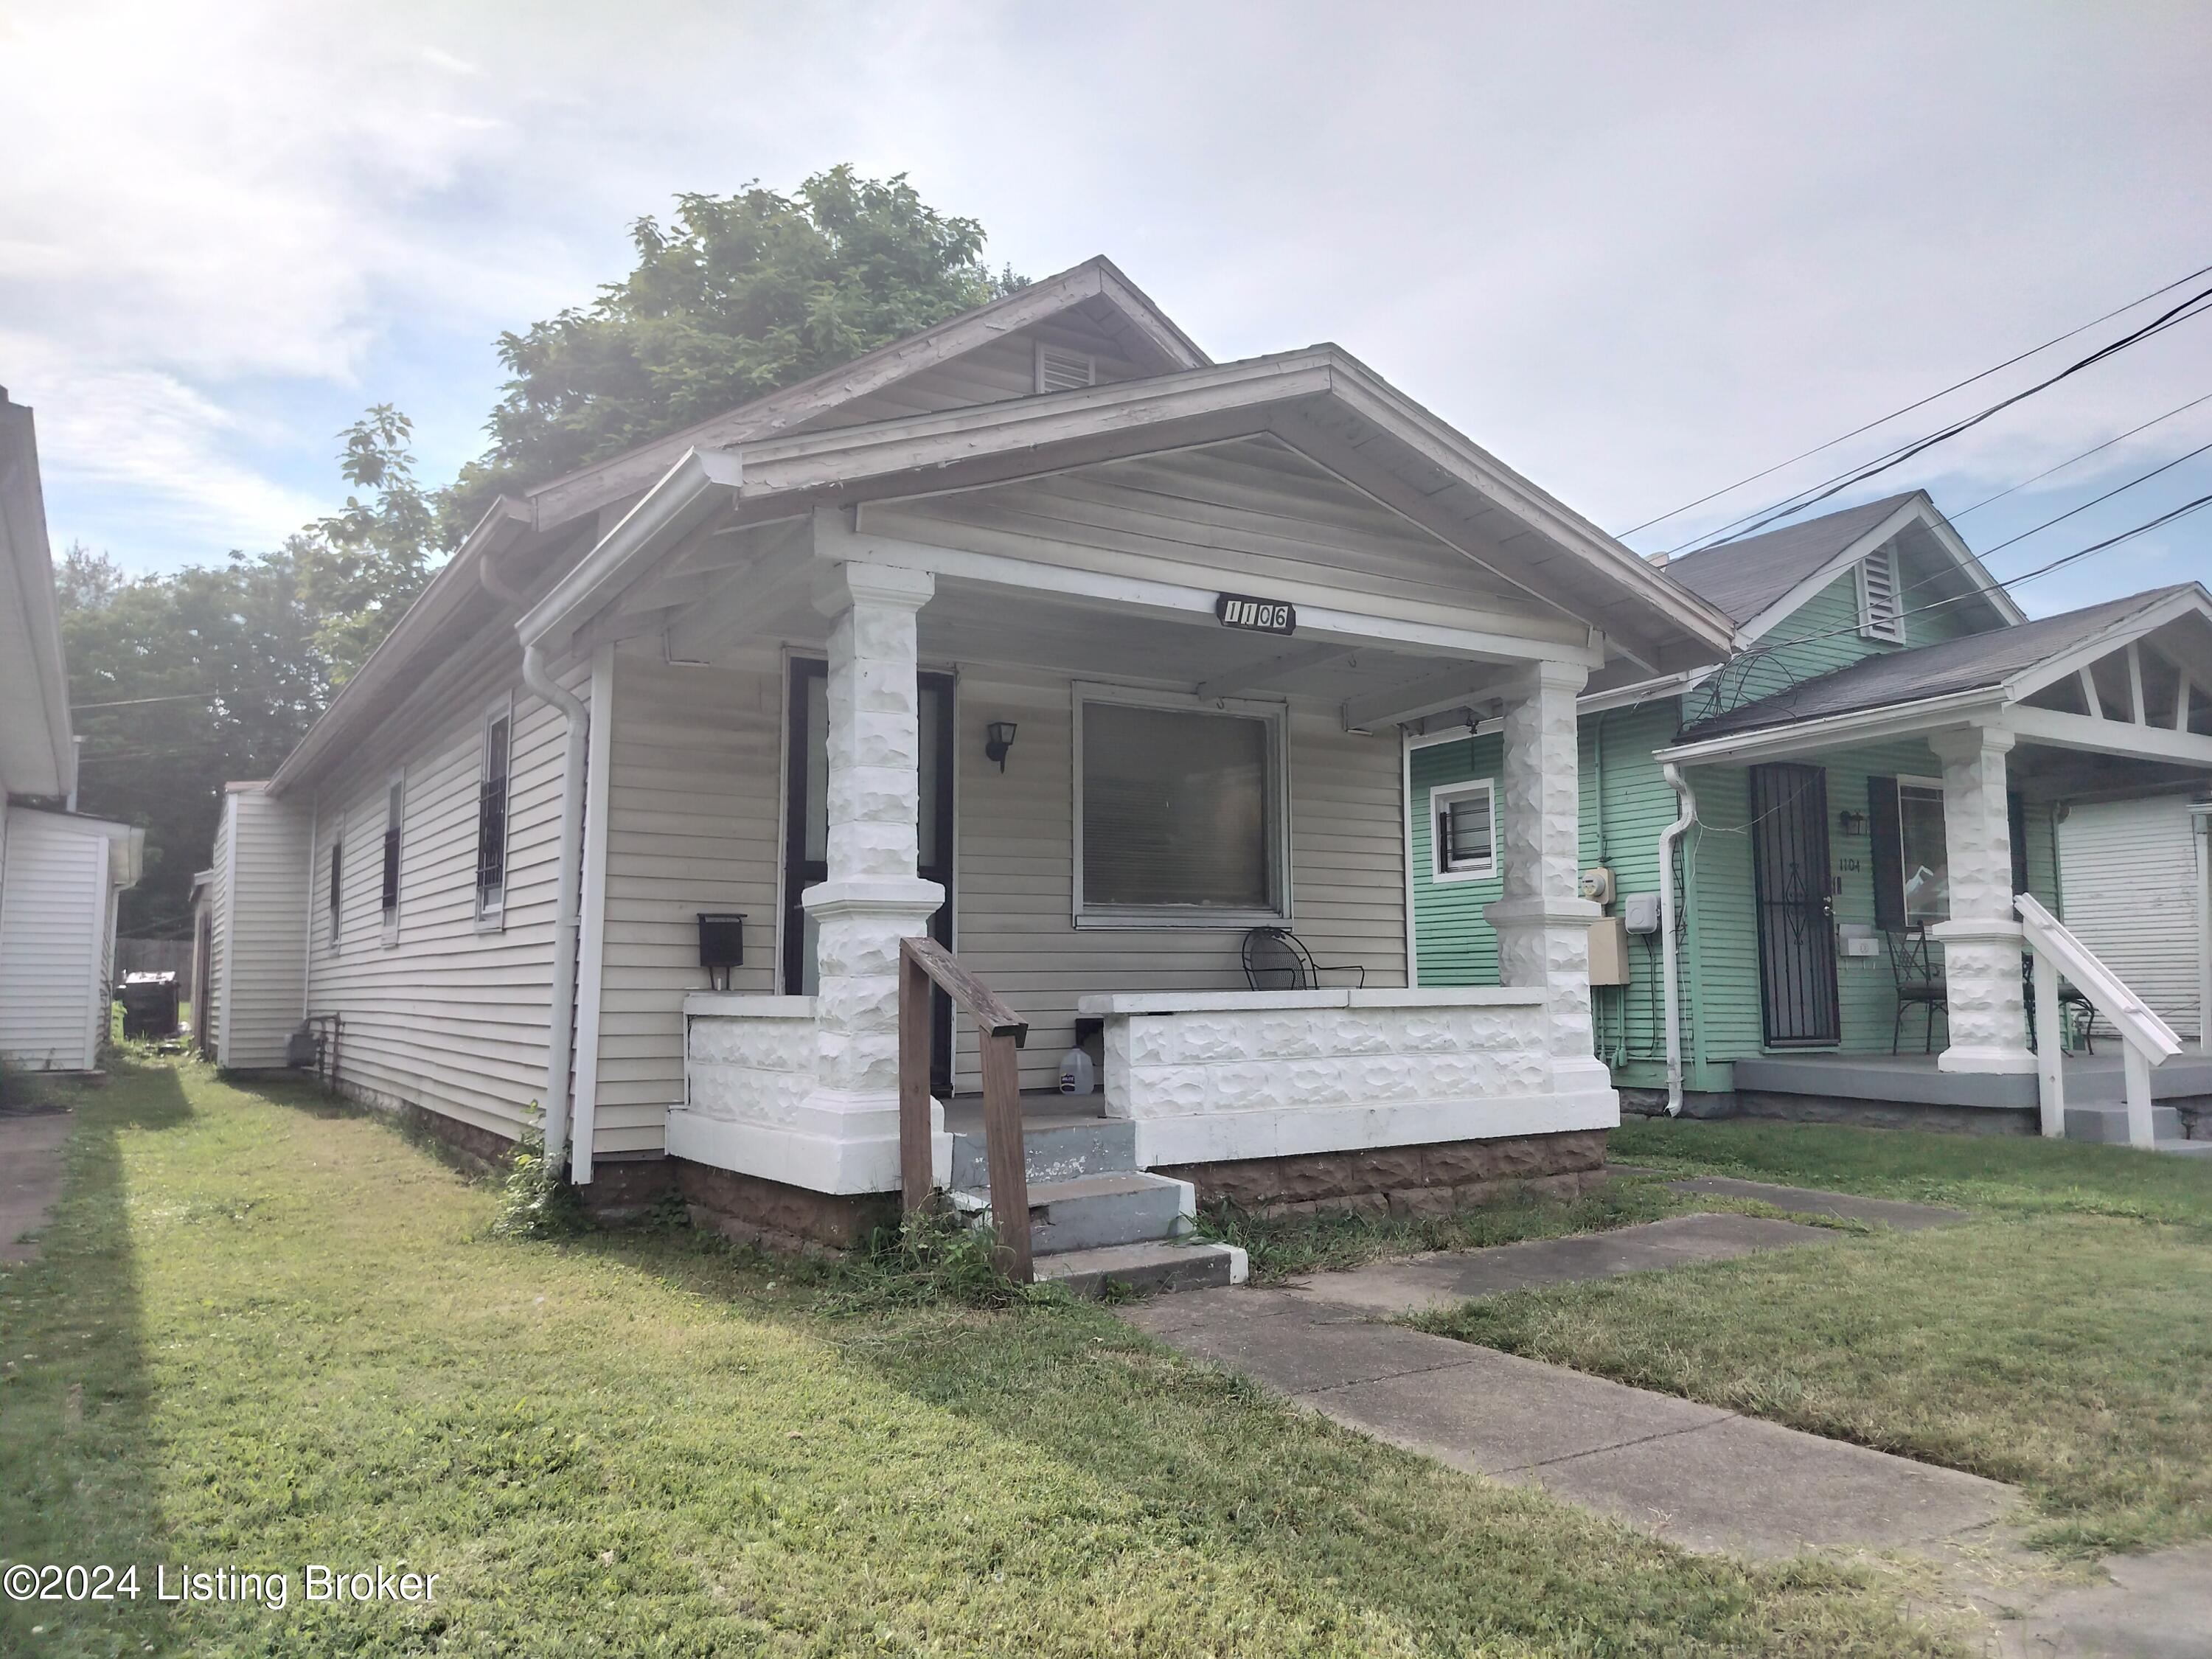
1082, 986, 1615, 1169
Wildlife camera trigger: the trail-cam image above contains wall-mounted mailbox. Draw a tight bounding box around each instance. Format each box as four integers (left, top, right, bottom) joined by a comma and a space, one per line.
1836, 922, 1879, 959
698, 912, 747, 991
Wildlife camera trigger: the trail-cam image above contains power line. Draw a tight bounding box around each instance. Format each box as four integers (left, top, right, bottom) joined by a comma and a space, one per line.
1974, 438, 2212, 558
1666, 280, 2212, 556
1618, 260, 2212, 538
1951, 389, 2212, 518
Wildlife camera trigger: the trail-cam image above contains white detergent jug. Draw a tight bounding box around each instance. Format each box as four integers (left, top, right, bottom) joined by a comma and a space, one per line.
1058, 1045, 1096, 1096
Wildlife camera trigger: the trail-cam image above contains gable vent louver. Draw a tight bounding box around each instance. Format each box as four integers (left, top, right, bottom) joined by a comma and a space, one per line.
1035, 342, 1096, 393
1857, 541, 1905, 642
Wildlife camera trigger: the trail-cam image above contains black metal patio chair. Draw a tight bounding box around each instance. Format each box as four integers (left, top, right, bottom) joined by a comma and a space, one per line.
1885, 924, 1947, 1054
1241, 927, 1368, 992
2023, 952, 2096, 1056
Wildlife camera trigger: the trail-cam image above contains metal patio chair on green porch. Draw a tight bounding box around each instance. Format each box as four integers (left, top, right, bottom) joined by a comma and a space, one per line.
1884, 924, 1947, 1054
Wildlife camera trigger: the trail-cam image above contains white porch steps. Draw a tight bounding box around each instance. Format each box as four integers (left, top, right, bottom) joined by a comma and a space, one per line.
2064, 1103, 2212, 1155
943, 1101, 1246, 1293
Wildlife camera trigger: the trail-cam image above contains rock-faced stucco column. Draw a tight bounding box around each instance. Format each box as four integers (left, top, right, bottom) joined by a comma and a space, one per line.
1928, 724, 2034, 1074
1484, 660, 1610, 1096
800, 561, 945, 1186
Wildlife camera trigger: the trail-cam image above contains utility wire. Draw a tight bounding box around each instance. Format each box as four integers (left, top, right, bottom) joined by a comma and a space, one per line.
1618, 260, 2212, 538
1666, 281, 2212, 556
1973, 439, 2212, 558
1951, 389, 2212, 517
1729, 491, 2212, 662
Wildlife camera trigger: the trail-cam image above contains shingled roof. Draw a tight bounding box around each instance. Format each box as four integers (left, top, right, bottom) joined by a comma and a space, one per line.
1680, 585, 2199, 739
1659, 493, 1920, 625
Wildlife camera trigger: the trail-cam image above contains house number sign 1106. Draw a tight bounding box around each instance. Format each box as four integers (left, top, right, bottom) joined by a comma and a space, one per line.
1216, 593, 1296, 634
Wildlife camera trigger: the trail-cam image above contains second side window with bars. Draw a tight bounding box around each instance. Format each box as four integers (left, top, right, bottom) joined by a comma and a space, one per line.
1433, 779, 1497, 879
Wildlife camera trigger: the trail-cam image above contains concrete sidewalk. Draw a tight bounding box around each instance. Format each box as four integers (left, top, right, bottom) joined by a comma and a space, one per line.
1124, 1276, 2015, 1557
0, 1107, 72, 1265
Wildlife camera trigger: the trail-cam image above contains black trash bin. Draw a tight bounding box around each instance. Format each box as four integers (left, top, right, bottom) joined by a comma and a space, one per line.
117, 970, 180, 1040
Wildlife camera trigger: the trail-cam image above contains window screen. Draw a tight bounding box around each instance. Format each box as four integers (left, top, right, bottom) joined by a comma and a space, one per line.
1081, 700, 1273, 911
1899, 783, 1949, 921
382, 781, 402, 919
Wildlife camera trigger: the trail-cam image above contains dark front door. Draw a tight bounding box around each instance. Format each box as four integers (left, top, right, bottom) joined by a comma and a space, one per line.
1749, 762, 1841, 1047
782, 659, 958, 1092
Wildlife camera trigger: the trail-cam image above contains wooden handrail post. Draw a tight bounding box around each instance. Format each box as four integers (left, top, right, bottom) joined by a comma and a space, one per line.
898, 943, 934, 1213
979, 1030, 1033, 1281
898, 934, 1033, 1280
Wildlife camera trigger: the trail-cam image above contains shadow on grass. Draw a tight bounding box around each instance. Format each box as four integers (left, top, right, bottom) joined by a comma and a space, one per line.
569, 1220, 1963, 1657
1, 1059, 187, 1653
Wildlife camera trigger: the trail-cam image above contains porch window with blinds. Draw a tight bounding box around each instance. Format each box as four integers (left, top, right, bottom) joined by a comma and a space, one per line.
1431, 779, 1496, 880
1076, 692, 1284, 924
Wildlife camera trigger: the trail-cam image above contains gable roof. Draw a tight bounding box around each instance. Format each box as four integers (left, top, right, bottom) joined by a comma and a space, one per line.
524, 255, 1208, 531
513, 344, 1739, 676
1680, 584, 2203, 740
1660, 490, 2025, 639
1662, 494, 1917, 623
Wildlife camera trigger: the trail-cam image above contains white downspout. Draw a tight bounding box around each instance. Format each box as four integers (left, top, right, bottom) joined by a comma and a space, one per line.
1660, 762, 1698, 1116
484, 546, 588, 1175
521, 639, 588, 1172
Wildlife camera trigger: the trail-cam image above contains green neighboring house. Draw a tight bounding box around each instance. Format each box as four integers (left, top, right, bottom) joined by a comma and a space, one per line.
1407, 491, 2212, 1119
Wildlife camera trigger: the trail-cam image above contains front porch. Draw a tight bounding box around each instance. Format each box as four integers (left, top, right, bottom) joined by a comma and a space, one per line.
1731, 1046, 2212, 1147
518, 361, 1731, 1254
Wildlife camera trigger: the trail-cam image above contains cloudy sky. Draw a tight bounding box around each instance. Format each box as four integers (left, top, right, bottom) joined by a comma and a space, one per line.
4, 0, 2209, 616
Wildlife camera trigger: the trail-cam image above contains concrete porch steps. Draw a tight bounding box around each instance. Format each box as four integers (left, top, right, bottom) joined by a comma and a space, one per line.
945, 1093, 1245, 1289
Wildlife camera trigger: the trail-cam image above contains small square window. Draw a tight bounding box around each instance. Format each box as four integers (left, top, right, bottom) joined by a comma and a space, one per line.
1431, 780, 1497, 880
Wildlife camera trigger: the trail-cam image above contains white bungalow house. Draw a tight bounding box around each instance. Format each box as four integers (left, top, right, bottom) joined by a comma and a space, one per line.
0, 389, 144, 1077
196, 260, 1736, 1274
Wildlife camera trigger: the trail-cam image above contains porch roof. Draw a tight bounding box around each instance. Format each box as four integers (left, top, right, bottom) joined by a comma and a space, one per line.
1660, 582, 2212, 778
517, 346, 1740, 681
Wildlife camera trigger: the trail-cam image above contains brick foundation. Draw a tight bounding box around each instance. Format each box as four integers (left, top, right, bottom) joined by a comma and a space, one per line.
673, 1160, 896, 1253
1155, 1127, 1609, 1220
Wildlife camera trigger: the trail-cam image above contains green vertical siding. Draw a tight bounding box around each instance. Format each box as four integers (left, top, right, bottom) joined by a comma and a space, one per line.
1684, 741, 2064, 1061
1409, 734, 1505, 987
1409, 703, 1695, 1080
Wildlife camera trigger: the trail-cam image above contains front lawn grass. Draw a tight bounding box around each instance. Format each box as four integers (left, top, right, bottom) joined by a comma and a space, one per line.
1416, 1119, 2212, 1559
0, 1061, 1969, 1656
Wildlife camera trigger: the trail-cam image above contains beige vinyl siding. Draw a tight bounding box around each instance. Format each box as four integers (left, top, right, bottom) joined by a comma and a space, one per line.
218, 786, 313, 1069
953, 668, 1408, 1091
584, 645, 784, 1159
2059, 795, 2205, 1040
790, 317, 1149, 436
0, 807, 108, 1070
870, 434, 1546, 630
299, 643, 581, 1143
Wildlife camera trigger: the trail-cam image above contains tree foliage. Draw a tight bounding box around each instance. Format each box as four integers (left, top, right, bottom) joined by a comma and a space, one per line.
65, 167, 1012, 939
444, 167, 1021, 532
60, 541, 327, 936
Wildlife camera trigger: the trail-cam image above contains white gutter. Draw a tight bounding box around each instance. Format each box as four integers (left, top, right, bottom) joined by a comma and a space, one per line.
1659, 762, 1698, 1116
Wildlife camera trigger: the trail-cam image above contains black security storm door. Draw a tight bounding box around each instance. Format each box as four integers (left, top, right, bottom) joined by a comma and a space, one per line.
1749, 762, 1841, 1047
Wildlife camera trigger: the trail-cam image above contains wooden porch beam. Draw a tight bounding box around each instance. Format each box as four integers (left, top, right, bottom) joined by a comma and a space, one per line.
1342, 664, 1533, 732
2079, 669, 2104, 720
1194, 643, 1357, 700
2127, 642, 2148, 725
2009, 704, 2212, 768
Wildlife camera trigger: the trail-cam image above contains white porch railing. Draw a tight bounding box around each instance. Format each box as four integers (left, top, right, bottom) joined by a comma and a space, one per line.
2016, 893, 2183, 1147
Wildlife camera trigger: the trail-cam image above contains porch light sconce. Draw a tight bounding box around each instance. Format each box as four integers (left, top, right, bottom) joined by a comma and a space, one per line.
984, 721, 1018, 771
697, 912, 746, 992
1838, 809, 1868, 836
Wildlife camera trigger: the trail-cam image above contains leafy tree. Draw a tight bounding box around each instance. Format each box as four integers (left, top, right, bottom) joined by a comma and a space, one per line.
296, 405, 445, 684
444, 166, 1023, 532
61, 542, 327, 936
